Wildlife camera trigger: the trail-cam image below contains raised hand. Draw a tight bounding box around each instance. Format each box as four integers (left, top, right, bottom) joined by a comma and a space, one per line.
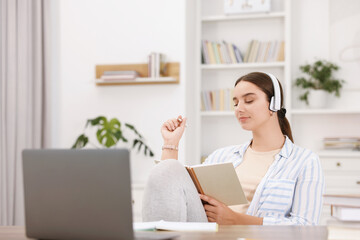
161, 115, 187, 146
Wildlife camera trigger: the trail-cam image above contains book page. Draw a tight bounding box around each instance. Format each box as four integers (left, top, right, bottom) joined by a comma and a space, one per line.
134, 221, 218, 232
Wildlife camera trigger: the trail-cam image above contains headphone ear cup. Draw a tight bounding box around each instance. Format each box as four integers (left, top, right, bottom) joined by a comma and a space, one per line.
269, 96, 275, 111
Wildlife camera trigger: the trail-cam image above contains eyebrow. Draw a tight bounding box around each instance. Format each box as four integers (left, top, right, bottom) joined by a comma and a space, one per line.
233, 93, 256, 101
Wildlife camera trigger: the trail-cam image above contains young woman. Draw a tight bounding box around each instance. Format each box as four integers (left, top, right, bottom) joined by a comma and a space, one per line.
143, 72, 325, 225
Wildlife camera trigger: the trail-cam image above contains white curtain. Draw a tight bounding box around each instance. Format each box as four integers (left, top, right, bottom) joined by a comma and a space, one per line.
0, 0, 52, 225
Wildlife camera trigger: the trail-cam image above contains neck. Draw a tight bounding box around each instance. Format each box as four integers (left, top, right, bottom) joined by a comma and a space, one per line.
251, 118, 285, 152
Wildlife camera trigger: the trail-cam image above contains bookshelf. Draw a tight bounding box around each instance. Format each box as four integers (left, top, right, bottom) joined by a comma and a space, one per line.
190, 0, 291, 162
186, 0, 360, 225
95, 62, 180, 85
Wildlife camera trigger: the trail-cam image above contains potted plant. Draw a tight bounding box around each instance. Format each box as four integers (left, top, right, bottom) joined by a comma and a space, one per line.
295, 60, 345, 108
72, 116, 154, 157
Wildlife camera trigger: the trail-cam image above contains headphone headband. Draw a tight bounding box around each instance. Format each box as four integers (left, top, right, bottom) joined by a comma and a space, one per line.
261, 72, 281, 111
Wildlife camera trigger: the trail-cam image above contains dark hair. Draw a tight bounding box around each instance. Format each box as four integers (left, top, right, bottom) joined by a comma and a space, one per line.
234, 72, 294, 142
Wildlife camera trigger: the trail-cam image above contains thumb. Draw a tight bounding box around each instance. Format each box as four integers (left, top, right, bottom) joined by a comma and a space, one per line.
180, 117, 187, 128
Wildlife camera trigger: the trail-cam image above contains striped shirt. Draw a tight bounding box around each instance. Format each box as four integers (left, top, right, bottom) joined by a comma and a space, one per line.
203, 136, 325, 225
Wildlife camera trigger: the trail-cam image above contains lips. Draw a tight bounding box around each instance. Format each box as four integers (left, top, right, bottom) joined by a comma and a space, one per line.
239, 117, 249, 122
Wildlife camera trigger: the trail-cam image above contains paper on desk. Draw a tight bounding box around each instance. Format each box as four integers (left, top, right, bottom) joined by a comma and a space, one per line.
134, 220, 218, 232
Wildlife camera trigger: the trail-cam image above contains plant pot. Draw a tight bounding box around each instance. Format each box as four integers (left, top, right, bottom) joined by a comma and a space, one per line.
308, 89, 328, 109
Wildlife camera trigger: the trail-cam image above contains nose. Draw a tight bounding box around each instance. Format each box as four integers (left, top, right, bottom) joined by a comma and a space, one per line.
235, 102, 245, 112
234, 101, 245, 112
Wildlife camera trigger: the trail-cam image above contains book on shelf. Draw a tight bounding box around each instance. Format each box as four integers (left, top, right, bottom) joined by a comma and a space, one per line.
133, 220, 218, 232
331, 205, 360, 222
201, 89, 234, 112
212, 42, 221, 64
207, 41, 216, 64
148, 52, 165, 78
103, 70, 140, 76
323, 137, 360, 150
222, 40, 232, 64
100, 71, 140, 82
202, 40, 244, 65
323, 194, 360, 208
185, 162, 247, 206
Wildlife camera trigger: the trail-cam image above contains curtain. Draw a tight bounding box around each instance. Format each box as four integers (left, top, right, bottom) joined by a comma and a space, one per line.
0, 0, 52, 225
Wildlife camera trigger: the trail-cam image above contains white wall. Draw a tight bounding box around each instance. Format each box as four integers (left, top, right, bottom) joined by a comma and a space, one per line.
54, 0, 360, 182
291, 0, 360, 150
57, 0, 186, 183
291, 0, 360, 109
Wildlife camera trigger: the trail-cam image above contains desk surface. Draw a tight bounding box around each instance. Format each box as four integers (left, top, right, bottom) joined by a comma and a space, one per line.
0, 225, 328, 240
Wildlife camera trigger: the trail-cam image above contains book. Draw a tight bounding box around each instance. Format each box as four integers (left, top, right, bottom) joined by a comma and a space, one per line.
100, 75, 137, 81
133, 220, 218, 232
331, 205, 360, 221
323, 194, 360, 208
207, 41, 216, 64
103, 70, 140, 76
212, 42, 221, 64
185, 162, 247, 206
243, 40, 254, 63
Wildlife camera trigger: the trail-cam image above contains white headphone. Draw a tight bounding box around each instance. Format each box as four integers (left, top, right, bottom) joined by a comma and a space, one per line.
262, 72, 281, 112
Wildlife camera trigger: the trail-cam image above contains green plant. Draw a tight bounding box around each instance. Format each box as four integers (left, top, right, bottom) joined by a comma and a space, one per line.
295, 60, 345, 105
72, 116, 154, 157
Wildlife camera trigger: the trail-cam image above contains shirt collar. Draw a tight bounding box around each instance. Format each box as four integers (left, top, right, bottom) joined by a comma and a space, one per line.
233, 135, 294, 159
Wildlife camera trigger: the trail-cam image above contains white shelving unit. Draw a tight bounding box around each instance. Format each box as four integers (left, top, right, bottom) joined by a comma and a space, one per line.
187, 0, 360, 225
192, 0, 291, 162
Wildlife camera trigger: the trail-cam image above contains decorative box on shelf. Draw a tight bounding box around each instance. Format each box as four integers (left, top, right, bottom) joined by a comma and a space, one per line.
95, 62, 180, 86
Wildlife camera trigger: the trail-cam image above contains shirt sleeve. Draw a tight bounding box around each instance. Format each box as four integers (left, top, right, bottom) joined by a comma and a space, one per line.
262, 153, 325, 225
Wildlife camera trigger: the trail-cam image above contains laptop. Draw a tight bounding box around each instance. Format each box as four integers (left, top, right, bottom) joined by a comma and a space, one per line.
22, 149, 178, 240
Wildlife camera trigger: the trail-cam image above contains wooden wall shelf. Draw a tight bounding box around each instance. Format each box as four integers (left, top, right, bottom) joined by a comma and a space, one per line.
95, 62, 180, 86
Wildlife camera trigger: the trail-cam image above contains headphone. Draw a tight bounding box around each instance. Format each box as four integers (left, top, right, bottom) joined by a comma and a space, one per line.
262, 72, 281, 112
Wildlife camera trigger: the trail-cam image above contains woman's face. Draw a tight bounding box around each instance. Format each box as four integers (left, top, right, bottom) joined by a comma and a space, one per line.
233, 80, 272, 131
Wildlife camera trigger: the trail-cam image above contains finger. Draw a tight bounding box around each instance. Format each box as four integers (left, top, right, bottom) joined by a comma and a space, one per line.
203, 204, 217, 213
205, 210, 217, 219
179, 117, 187, 128
170, 118, 179, 128
199, 194, 220, 206
207, 217, 216, 222
164, 122, 173, 131
177, 115, 183, 123
165, 120, 175, 130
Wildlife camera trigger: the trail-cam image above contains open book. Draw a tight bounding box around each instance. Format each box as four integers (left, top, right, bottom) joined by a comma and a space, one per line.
185, 162, 247, 206
133, 220, 218, 232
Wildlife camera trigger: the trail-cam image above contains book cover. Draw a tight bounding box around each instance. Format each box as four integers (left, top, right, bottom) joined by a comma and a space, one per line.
207, 41, 216, 64
233, 44, 243, 63
212, 42, 221, 64
243, 40, 254, 63
185, 162, 247, 206
202, 40, 210, 64
217, 43, 224, 64
227, 42, 237, 64
222, 41, 232, 64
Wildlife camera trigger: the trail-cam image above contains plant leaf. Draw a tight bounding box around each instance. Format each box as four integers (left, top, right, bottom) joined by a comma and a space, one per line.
71, 134, 89, 149
92, 117, 124, 148
125, 123, 143, 139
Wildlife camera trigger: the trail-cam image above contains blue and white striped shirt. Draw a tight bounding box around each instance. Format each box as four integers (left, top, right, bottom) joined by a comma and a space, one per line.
203, 136, 325, 225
